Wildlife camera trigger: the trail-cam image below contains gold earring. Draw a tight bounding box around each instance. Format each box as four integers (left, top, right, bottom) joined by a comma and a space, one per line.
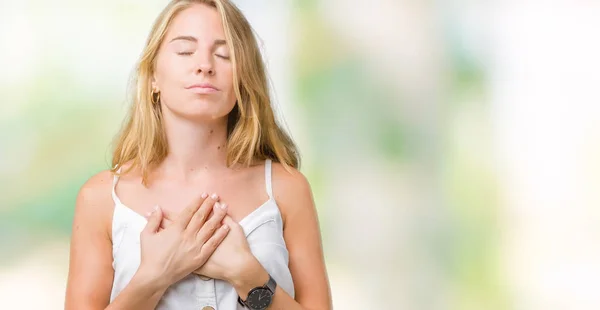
151, 89, 160, 104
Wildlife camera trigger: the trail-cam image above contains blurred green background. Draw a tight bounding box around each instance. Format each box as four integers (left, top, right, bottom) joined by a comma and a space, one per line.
2, 1, 600, 309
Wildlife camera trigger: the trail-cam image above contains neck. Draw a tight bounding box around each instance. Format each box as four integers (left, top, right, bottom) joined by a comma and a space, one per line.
157, 115, 229, 181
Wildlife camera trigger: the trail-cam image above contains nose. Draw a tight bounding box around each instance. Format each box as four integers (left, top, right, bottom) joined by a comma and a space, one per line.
196, 63, 214, 75
195, 56, 215, 76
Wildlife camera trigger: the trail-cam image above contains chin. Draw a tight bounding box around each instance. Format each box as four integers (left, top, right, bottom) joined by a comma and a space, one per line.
168, 105, 231, 122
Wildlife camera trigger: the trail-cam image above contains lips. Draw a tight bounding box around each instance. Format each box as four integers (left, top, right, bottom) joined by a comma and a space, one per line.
186, 82, 219, 94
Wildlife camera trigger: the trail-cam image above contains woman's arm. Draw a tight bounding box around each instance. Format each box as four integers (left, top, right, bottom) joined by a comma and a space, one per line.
64, 171, 167, 310
104, 269, 168, 310
230, 165, 333, 310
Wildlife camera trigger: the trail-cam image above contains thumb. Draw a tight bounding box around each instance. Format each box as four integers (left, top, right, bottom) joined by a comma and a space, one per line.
143, 205, 163, 235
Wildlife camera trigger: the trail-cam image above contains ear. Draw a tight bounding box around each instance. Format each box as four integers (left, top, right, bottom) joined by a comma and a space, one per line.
151, 75, 159, 92
151, 80, 157, 92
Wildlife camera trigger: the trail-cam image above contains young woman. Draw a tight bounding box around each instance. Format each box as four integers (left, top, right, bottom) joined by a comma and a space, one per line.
64, 1, 332, 309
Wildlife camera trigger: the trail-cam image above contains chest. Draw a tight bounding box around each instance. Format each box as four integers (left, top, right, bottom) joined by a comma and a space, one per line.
116, 168, 270, 223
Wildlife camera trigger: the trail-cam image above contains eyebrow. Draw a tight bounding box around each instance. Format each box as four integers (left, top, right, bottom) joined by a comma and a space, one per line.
170, 35, 197, 43
169, 36, 227, 46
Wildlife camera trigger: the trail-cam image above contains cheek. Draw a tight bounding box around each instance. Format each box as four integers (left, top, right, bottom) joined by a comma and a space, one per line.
155, 54, 185, 87
220, 65, 236, 98
224, 83, 237, 109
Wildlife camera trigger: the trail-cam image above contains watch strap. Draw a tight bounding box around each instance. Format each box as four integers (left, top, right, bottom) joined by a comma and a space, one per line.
265, 274, 277, 294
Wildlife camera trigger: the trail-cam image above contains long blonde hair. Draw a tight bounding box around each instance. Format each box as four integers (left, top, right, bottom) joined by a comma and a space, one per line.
111, 0, 299, 184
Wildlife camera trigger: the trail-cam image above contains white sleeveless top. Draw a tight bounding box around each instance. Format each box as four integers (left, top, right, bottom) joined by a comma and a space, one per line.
109, 159, 295, 309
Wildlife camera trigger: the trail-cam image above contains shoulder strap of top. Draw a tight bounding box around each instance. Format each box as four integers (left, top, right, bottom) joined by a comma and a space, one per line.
111, 167, 123, 206
265, 159, 273, 199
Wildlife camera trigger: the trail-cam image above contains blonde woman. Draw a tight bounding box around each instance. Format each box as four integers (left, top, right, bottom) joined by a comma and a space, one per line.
64, 1, 331, 309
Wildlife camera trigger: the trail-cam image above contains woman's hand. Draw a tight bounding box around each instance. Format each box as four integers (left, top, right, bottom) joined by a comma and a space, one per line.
195, 209, 271, 300
136, 193, 230, 289
156, 203, 259, 284
195, 208, 254, 282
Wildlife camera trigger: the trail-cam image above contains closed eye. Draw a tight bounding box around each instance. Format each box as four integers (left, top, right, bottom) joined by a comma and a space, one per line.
177, 51, 194, 56
215, 54, 230, 60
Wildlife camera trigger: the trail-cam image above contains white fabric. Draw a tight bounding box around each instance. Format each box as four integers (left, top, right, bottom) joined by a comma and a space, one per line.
109, 159, 294, 309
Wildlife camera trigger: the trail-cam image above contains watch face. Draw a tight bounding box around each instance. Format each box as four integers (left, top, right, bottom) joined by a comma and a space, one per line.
246, 288, 273, 309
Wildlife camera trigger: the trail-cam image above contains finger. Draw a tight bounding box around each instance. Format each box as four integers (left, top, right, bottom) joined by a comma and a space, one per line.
185, 193, 220, 233
160, 207, 176, 221
141, 206, 162, 235
199, 223, 230, 259
221, 214, 236, 226
196, 202, 228, 242
159, 217, 174, 230
175, 192, 209, 230
158, 208, 175, 230
144, 209, 174, 230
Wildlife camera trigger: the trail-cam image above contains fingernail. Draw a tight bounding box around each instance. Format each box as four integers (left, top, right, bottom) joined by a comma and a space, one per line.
201, 192, 208, 199
214, 202, 220, 209
211, 193, 218, 200
222, 224, 229, 230
145, 212, 151, 217
220, 203, 227, 210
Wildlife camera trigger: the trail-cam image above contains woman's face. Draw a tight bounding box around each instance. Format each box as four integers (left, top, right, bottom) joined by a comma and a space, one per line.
152, 4, 236, 121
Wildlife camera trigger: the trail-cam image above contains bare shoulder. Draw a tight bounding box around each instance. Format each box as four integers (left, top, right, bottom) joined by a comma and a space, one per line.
77, 170, 115, 207
74, 170, 115, 235
271, 162, 313, 203
270, 162, 315, 225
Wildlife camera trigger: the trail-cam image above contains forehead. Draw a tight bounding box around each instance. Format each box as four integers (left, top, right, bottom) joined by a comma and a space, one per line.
165, 4, 225, 41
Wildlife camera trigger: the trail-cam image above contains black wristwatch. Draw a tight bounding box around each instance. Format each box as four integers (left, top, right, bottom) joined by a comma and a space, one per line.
237, 274, 277, 309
